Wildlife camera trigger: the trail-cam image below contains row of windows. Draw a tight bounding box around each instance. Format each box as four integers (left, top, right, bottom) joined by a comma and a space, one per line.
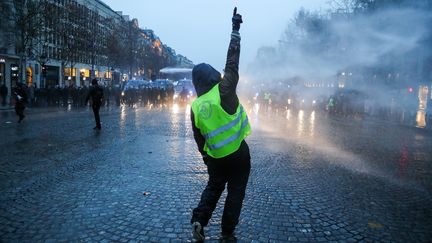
41, 0, 113, 60
45, 45, 108, 66
3, 0, 180, 67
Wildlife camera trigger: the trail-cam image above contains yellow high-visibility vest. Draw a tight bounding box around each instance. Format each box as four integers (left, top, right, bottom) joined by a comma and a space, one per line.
191, 84, 251, 158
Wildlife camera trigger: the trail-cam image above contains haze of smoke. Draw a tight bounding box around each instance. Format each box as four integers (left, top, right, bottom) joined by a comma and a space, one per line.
240, 4, 431, 192
246, 7, 432, 83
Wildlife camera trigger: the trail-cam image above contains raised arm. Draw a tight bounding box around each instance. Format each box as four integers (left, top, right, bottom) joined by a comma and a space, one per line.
219, 7, 243, 113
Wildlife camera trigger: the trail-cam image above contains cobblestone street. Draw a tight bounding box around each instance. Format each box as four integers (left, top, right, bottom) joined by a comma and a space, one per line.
0, 105, 431, 242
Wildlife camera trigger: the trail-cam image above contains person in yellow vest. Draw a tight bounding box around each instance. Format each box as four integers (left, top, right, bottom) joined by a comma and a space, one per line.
190, 7, 251, 242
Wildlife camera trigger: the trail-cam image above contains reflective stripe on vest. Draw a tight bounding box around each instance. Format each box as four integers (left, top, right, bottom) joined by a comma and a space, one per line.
207, 116, 249, 150
203, 106, 244, 140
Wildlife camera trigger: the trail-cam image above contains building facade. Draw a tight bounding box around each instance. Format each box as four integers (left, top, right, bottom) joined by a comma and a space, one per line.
0, 0, 192, 103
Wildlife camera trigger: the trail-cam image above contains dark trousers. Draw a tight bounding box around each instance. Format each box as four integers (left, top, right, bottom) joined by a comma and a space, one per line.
15, 103, 25, 120
192, 141, 251, 234
92, 104, 101, 128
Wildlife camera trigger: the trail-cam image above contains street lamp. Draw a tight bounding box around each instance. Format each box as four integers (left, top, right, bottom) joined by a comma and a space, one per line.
40, 53, 47, 88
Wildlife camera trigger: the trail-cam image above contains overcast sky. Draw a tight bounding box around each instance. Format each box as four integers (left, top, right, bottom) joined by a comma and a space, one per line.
102, 0, 329, 72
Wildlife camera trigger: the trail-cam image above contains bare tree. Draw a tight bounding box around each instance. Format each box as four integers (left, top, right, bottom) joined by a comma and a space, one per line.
46, 1, 92, 86
0, 0, 51, 84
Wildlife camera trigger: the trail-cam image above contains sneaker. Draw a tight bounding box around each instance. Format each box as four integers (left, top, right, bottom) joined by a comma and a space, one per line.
220, 232, 237, 243
18, 115, 25, 123
192, 222, 205, 242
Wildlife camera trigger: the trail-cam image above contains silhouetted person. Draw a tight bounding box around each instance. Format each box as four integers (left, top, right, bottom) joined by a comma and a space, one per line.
14, 83, 28, 123
0, 83, 8, 106
114, 86, 121, 106
180, 86, 188, 103
85, 78, 104, 130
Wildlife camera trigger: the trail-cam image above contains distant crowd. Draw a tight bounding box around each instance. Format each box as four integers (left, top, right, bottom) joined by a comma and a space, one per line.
1, 84, 177, 108
121, 85, 175, 107
251, 89, 432, 128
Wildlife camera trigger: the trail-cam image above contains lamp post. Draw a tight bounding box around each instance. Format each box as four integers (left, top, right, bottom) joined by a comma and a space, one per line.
110, 67, 114, 86
80, 69, 86, 87
40, 53, 47, 88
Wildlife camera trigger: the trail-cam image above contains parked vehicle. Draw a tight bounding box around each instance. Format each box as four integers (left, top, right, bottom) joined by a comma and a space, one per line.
151, 79, 173, 89
122, 79, 150, 91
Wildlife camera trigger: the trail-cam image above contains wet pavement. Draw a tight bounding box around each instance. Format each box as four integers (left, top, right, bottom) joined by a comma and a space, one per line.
0, 104, 431, 242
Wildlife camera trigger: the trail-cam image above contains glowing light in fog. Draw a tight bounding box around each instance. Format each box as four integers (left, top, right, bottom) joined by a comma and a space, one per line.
297, 110, 304, 136
309, 111, 315, 137
416, 110, 426, 128
253, 103, 260, 115
172, 103, 180, 114
286, 109, 291, 120
416, 85, 428, 128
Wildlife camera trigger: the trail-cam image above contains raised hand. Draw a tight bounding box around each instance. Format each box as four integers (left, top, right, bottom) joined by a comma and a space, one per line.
232, 7, 243, 31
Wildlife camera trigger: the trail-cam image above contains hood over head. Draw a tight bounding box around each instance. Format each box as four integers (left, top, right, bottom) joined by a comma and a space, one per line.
192, 63, 221, 96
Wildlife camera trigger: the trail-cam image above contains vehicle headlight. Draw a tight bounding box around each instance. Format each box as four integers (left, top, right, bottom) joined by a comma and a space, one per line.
121, 91, 125, 96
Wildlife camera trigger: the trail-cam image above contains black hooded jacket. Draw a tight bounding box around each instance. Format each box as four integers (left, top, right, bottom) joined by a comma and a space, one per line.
191, 30, 244, 158
14, 83, 28, 105
85, 84, 104, 106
